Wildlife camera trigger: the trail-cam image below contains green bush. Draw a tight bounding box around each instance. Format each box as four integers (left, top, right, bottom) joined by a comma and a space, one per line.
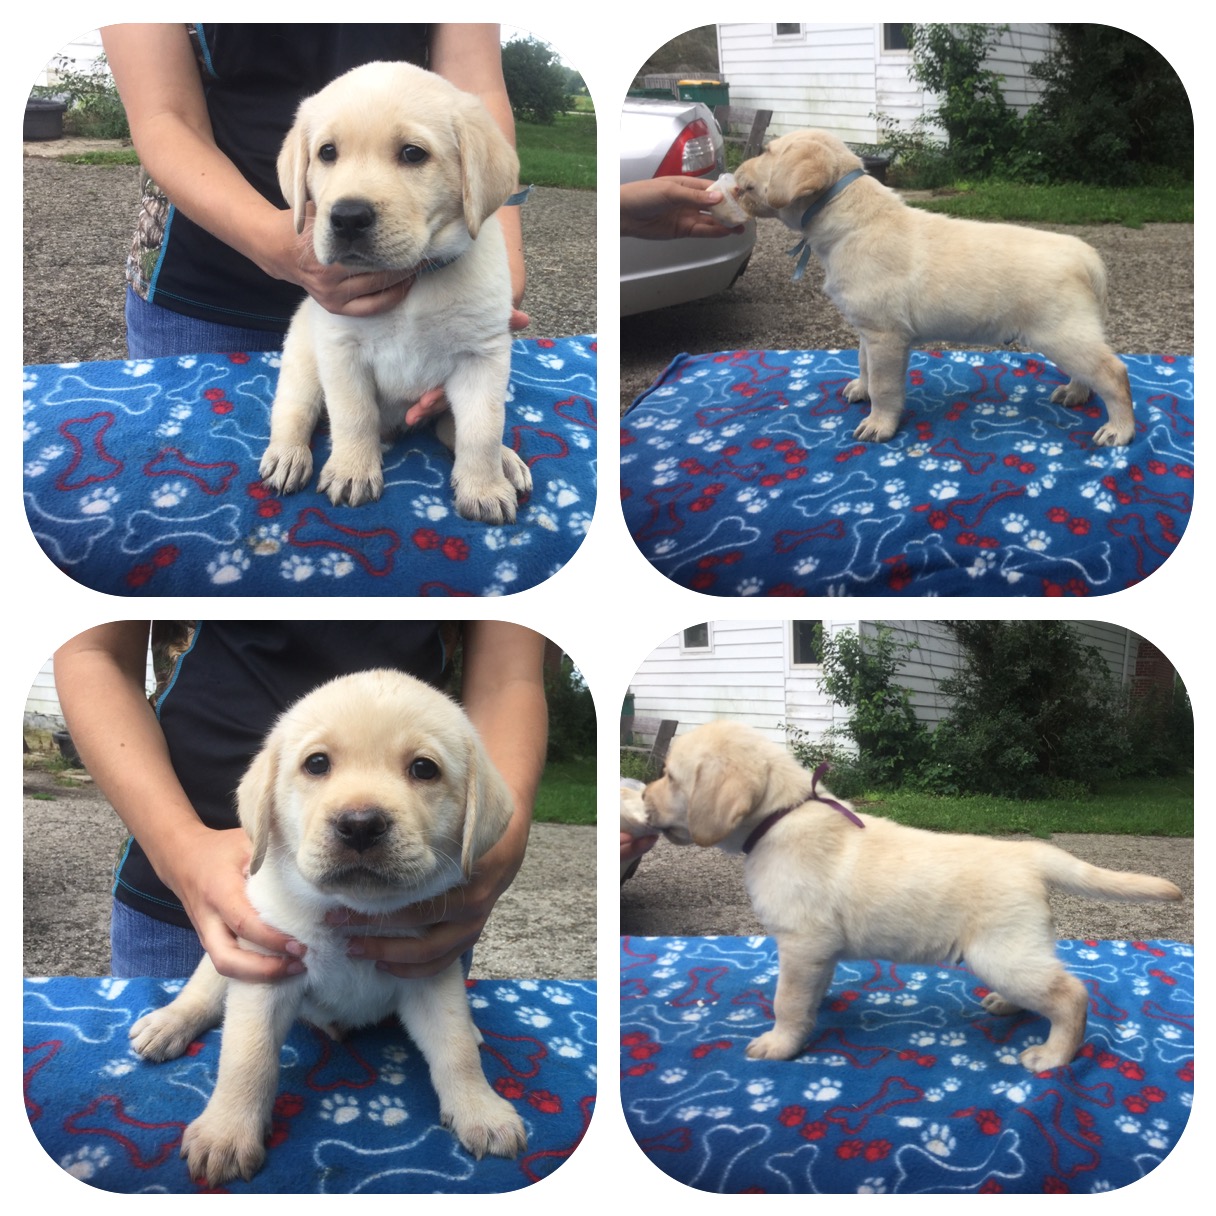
30, 54, 129, 140
544, 657, 595, 762
925, 622, 1126, 799
502, 36, 571, 125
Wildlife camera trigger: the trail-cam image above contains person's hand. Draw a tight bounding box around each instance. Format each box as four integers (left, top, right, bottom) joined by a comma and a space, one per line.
621, 177, 746, 240
327, 829, 524, 979
621, 831, 659, 864
166, 827, 306, 983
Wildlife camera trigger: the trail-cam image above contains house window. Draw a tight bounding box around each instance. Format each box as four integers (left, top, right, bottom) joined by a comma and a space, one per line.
883, 24, 911, 52
681, 623, 711, 651
791, 621, 824, 666
775, 24, 803, 38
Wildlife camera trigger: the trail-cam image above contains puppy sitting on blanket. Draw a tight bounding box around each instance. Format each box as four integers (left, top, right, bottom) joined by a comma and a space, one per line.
643, 720, 1181, 1072
731, 129, 1135, 447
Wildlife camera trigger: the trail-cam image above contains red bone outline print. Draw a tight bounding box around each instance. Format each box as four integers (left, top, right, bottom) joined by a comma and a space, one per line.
63, 1095, 186, 1169
56, 413, 123, 490
287, 509, 401, 576
144, 448, 240, 496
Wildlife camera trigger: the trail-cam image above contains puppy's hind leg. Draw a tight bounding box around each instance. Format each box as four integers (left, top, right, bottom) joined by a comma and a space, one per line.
970, 944, 1089, 1073
1041, 336, 1135, 447
746, 933, 836, 1061
130, 955, 227, 1062
397, 965, 527, 1158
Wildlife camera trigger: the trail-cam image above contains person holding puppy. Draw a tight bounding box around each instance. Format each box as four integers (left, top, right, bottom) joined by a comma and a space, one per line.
53, 621, 547, 983
102, 24, 527, 426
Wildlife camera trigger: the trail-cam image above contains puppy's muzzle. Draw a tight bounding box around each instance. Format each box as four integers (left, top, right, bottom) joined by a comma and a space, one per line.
332, 806, 391, 854
329, 198, 377, 245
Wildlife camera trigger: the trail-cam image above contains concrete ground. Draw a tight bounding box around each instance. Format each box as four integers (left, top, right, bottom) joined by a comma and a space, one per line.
23, 761, 596, 981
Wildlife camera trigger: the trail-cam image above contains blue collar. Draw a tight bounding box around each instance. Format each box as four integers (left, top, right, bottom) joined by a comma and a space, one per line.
787, 168, 867, 281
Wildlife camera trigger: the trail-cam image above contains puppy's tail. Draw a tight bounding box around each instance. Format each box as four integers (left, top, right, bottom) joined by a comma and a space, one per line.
1039, 845, 1182, 903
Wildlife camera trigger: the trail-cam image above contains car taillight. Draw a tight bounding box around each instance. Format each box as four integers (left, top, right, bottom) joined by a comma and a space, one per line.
653, 118, 717, 178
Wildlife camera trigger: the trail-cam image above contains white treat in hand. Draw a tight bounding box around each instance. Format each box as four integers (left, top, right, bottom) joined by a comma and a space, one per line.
709, 173, 749, 225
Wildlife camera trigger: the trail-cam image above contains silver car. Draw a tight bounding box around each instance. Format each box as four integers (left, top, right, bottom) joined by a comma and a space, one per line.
620, 97, 755, 316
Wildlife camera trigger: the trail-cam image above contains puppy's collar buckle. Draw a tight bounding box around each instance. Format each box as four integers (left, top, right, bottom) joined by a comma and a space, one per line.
787, 168, 867, 281
741, 761, 865, 855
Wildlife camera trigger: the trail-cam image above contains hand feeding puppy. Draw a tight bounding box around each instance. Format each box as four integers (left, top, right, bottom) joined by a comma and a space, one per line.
734, 129, 1135, 446
644, 720, 1182, 1072
259, 61, 531, 520
129, 669, 526, 1185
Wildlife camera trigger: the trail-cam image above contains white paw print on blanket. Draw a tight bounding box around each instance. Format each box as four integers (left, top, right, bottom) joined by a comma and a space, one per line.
516, 1005, 552, 1029
319, 552, 357, 579
279, 554, 316, 582
122, 359, 155, 377
80, 486, 120, 515
151, 480, 190, 509
368, 1095, 408, 1127
413, 494, 450, 522
991, 1078, 1031, 1105
736, 577, 764, 596
320, 1094, 361, 1124
909, 1031, 937, 1048
208, 550, 250, 585
922, 1123, 956, 1157
857, 1177, 889, 1195
1142, 1120, 1172, 1151
802, 1078, 842, 1103
929, 479, 960, 501
157, 404, 194, 439
60, 1145, 112, 1180
546, 479, 580, 509
1115, 1114, 1141, 1135
659, 1068, 687, 1084
548, 1036, 583, 1059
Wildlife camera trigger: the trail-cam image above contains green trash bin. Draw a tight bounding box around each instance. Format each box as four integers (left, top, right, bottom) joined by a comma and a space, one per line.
677, 79, 730, 109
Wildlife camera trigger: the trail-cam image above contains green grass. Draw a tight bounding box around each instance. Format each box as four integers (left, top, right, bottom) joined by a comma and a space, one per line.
857, 774, 1193, 838
533, 757, 595, 825
907, 181, 1193, 228
58, 148, 140, 166
515, 111, 595, 190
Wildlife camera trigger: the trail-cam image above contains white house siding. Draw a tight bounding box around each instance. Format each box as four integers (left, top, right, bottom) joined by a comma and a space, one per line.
25, 652, 156, 727
717, 23, 1054, 141
627, 619, 1154, 749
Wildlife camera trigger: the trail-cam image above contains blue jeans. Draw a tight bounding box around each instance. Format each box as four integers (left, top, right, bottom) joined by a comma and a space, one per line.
110, 898, 205, 978
124, 287, 285, 359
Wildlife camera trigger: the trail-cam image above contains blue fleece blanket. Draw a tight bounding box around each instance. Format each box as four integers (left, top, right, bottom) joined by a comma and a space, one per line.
24, 975, 595, 1194
621, 936, 1192, 1194
620, 350, 1192, 596
23, 336, 596, 596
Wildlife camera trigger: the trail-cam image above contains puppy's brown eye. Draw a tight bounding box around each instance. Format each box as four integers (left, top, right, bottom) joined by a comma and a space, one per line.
400, 144, 428, 165
304, 752, 330, 776
318, 143, 337, 163
409, 757, 439, 780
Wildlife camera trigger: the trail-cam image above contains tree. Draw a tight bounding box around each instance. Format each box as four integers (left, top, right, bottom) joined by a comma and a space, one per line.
501, 36, 570, 125
1023, 25, 1193, 185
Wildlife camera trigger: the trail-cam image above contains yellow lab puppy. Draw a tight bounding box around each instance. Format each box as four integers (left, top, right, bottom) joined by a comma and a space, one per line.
259, 62, 530, 519
733, 130, 1135, 446
130, 670, 526, 1184
644, 720, 1180, 1072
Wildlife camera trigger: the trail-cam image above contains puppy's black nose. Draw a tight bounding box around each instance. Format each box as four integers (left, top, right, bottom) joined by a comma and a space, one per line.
333, 808, 390, 853
329, 199, 375, 241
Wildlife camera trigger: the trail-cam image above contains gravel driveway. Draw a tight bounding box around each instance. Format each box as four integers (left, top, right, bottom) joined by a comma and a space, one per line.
621, 207, 1194, 412
22, 143, 595, 367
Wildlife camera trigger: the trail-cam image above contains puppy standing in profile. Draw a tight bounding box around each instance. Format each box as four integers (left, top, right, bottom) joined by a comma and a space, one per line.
732, 129, 1135, 447
644, 720, 1181, 1073
259, 61, 531, 520
129, 670, 526, 1185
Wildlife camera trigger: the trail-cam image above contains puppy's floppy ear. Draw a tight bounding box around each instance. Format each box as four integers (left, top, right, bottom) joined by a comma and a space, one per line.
451, 94, 520, 238
459, 735, 516, 878
764, 137, 835, 211
687, 756, 760, 845
236, 734, 280, 875
276, 101, 312, 235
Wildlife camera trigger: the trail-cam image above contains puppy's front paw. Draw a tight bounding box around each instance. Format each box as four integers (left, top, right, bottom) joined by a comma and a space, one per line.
130, 1008, 199, 1062
259, 444, 313, 496
843, 377, 870, 403
451, 472, 522, 525
181, 1107, 267, 1185
852, 415, 900, 443
443, 1090, 527, 1159
1018, 1043, 1070, 1074
501, 445, 532, 498
1091, 421, 1134, 447
317, 454, 384, 506
745, 1029, 804, 1061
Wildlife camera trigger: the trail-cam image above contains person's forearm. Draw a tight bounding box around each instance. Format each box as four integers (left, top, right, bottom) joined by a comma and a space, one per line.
53, 623, 213, 891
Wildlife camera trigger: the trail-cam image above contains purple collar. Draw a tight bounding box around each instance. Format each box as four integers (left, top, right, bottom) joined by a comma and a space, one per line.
741, 762, 865, 855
